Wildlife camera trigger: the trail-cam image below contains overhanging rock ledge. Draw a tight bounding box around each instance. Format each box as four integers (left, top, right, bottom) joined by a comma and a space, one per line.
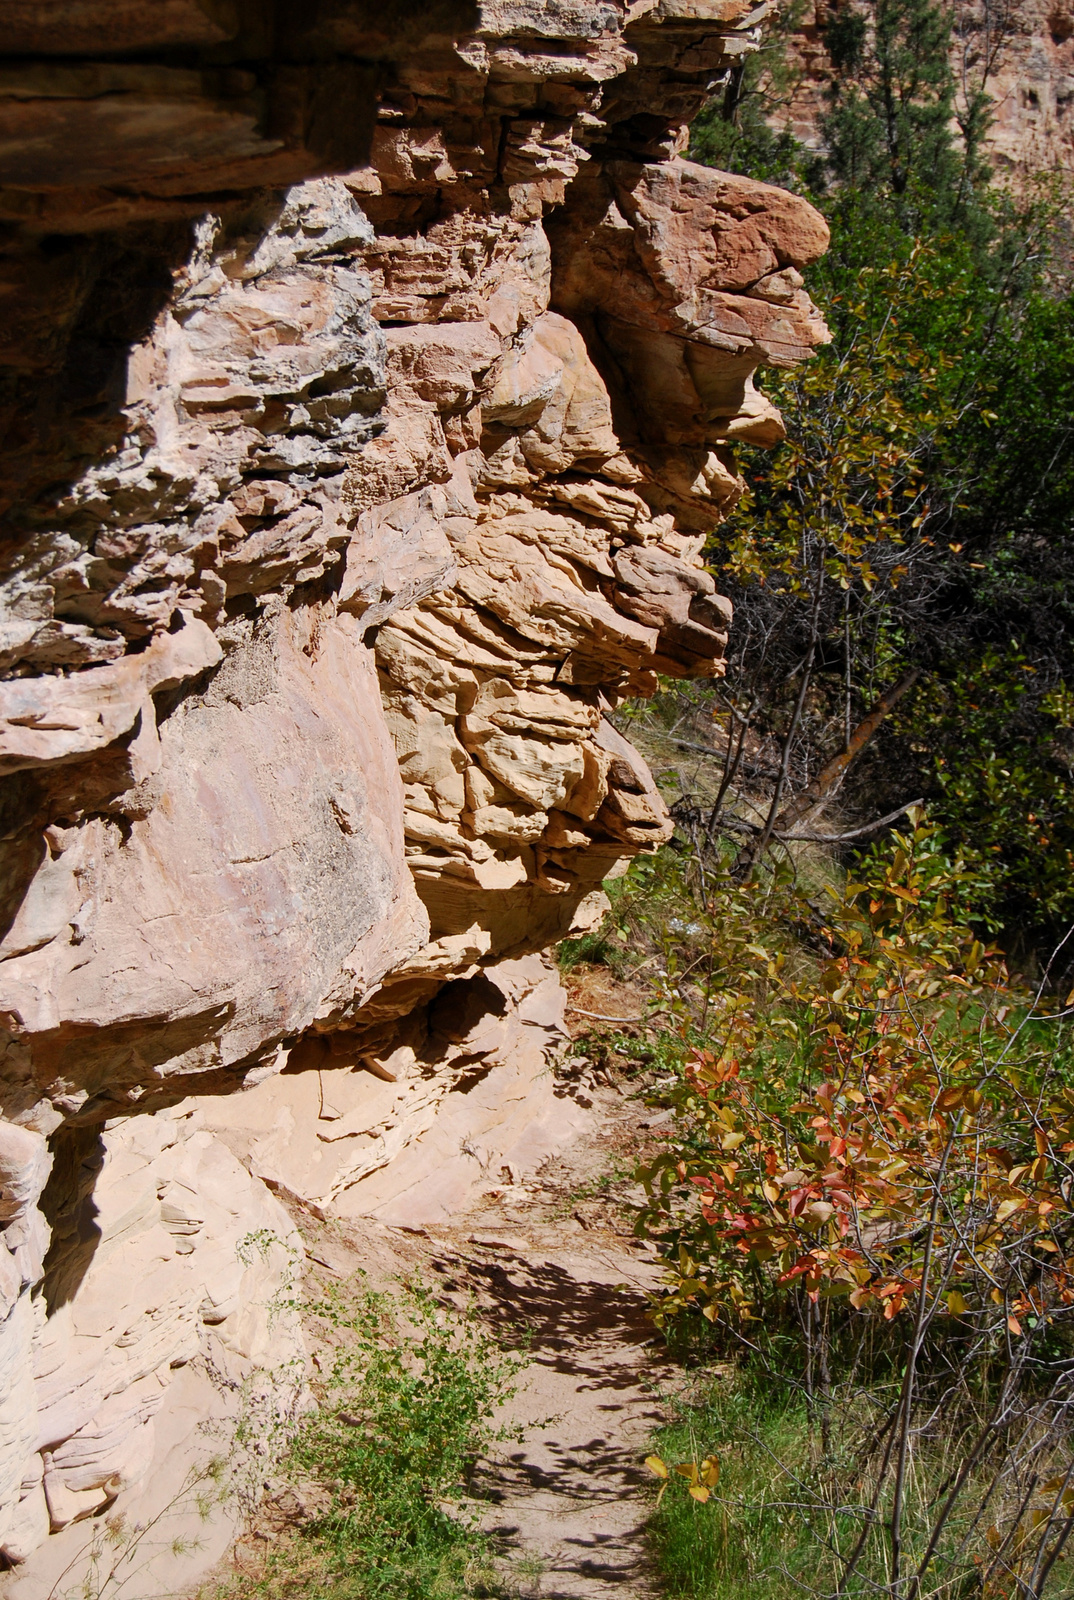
0, 1, 829, 1582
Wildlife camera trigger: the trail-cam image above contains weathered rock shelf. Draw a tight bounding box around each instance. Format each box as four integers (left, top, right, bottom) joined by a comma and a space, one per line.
0, 1, 828, 1582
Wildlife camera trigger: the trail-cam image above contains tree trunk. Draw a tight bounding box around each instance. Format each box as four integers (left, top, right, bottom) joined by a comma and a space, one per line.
772, 667, 921, 836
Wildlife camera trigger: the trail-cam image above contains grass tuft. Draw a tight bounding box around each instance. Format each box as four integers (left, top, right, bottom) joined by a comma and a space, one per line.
648, 1373, 811, 1600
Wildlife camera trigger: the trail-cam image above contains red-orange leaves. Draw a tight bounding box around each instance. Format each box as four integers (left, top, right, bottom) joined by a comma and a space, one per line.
637, 820, 1074, 1333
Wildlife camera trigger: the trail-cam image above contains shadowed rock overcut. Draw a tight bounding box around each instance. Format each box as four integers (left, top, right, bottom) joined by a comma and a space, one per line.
0, 1, 829, 1582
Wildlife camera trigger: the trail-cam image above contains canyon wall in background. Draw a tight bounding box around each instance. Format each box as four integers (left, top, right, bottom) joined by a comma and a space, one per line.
779, 0, 1074, 186
0, 2, 829, 1586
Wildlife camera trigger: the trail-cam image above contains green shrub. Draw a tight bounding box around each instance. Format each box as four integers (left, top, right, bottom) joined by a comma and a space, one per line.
232, 1279, 523, 1600
637, 820, 1074, 1599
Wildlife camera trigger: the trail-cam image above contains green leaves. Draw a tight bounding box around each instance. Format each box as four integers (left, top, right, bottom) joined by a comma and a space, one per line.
636, 815, 1074, 1337
283, 1281, 524, 1599
726, 243, 963, 600
687, 0, 1074, 966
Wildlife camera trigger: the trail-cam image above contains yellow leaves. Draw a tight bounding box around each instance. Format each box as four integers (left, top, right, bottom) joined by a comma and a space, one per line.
936, 1084, 985, 1118
964, 939, 986, 975
637, 809, 1074, 1351
768, 1014, 799, 1035
677, 1458, 720, 1500
646, 1454, 673, 1508
648, 1454, 720, 1507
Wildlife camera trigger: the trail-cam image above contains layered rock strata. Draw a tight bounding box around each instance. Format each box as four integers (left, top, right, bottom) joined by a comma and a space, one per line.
0, 0, 829, 1578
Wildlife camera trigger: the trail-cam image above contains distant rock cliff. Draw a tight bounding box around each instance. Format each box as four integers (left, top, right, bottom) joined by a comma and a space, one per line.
777, 0, 1074, 185
0, 2, 828, 1584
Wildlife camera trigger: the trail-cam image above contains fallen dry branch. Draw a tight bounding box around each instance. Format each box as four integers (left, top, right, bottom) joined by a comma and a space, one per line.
777, 799, 925, 844
567, 1006, 647, 1024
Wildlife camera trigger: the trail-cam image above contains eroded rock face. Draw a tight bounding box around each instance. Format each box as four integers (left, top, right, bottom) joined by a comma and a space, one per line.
0, 0, 829, 1575
779, 0, 1074, 189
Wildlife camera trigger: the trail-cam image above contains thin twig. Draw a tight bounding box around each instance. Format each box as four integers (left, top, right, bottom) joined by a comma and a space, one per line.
566, 1006, 648, 1024
777, 801, 925, 844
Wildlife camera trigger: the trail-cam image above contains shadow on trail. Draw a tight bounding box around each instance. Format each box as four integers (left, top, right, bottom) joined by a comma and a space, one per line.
433, 1248, 660, 1372
433, 1240, 669, 1597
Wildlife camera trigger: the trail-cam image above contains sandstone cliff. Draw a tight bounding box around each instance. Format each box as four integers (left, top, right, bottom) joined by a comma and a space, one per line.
779, 0, 1074, 187
0, 2, 829, 1581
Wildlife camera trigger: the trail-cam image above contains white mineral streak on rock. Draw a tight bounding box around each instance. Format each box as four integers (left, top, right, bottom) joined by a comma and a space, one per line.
0, 0, 831, 1584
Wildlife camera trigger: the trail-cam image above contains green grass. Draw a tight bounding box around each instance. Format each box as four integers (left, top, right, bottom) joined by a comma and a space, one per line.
647, 1356, 1074, 1600
648, 1371, 813, 1600
556, 928, 627, 972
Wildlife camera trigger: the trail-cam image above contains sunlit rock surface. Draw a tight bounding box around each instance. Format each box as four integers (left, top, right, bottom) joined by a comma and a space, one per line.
0, 0, 829, 1580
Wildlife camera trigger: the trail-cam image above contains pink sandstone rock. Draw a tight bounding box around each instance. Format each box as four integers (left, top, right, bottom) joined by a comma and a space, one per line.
0, 0, 830, 1582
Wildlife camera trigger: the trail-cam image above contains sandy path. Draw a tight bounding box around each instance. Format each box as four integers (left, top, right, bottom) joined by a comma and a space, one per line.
412, 1082, 672, 1598
466, 1230, 667, 1597
221, 1074, 673, 1600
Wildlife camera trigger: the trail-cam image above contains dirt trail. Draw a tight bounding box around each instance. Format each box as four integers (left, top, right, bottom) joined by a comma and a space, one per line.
464, 1230, 667, 1598
292, 1070, 673, 1600
423, 1089, 672, 1599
